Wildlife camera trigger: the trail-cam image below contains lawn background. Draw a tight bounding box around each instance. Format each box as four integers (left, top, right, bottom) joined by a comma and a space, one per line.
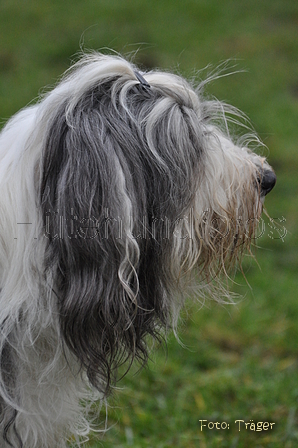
0, 1, 297, 447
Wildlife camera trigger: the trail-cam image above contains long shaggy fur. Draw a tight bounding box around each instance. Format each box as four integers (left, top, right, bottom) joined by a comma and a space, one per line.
0, 52, 275, 447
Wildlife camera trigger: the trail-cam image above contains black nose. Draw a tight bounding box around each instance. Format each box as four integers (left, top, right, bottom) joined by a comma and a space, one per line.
259, 169, 277, 196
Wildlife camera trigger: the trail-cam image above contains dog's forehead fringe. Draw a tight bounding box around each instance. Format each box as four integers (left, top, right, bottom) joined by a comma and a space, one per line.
41, 55, 200, 118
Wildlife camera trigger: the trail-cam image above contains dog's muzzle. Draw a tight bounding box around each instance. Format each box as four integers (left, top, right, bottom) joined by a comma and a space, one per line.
259, 168, 277, 196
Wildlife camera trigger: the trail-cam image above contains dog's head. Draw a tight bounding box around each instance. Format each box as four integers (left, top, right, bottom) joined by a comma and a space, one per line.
38, 53, 275, 394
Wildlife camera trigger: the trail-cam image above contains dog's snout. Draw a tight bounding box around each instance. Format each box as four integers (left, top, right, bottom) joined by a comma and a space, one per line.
258, 169, 276, 196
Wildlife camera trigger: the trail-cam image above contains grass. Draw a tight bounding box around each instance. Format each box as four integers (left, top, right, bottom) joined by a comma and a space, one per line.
0, 0, 298, 446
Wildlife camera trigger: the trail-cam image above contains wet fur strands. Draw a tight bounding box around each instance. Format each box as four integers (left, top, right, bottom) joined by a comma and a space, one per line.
0, 53, 276, 447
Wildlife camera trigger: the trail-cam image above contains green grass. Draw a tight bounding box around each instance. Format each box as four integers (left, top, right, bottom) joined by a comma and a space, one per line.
1, 0, 298, 446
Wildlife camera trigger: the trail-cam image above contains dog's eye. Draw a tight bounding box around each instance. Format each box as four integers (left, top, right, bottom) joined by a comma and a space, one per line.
200, 105, 211, 122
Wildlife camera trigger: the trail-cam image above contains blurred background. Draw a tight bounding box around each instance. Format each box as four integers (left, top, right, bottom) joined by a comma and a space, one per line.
0, 0, 297, 446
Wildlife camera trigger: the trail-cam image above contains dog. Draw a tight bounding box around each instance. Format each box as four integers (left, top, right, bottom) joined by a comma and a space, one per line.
0, 52, 276, 447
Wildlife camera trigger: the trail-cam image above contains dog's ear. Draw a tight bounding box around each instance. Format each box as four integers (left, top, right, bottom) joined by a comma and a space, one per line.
39, 83, 167, 394
39, 72, 204, 393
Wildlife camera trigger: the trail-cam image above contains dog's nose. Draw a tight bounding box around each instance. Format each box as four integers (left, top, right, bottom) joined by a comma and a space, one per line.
259, 169, 276, 196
